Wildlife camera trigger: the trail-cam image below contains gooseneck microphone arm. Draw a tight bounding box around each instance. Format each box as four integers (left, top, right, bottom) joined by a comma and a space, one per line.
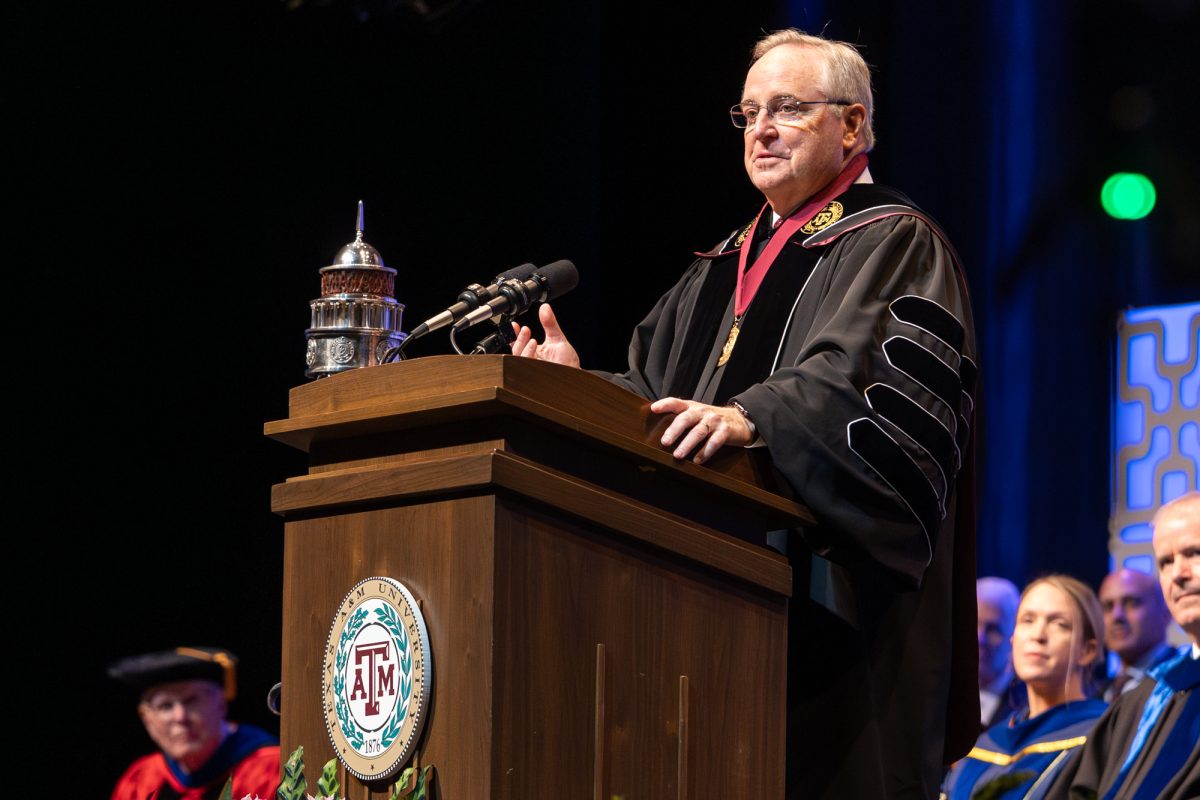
452, 260, 579, 331
409, 262, 537, 340
382, 262, 537, 363
384, 259, 578, 362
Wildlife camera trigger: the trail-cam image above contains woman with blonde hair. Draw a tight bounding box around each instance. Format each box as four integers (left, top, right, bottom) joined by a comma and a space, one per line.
943, 574, 1108, 800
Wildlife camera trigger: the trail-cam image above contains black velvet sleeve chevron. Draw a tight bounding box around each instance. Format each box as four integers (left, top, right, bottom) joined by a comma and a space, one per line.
735, 213, 976, 587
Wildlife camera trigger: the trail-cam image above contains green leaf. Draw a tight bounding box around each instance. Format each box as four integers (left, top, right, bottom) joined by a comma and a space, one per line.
275, 746, 308, 800
390, 766, 415, 799
411, 765, 433, 800
389, 764, 433, 800
218, 777, 233, 800
317, 757, 341, 797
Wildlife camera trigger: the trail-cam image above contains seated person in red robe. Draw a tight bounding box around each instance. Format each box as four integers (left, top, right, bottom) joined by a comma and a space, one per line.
109, 646, 280, 800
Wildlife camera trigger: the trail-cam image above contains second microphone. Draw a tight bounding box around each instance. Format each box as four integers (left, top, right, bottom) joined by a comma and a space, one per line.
453, 259, 579, 330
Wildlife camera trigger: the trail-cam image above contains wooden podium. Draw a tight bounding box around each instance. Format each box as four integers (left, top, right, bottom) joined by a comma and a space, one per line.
264, 356, 809, 799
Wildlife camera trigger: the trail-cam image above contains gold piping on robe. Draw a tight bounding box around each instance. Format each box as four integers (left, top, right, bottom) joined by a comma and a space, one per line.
965, 736, 1088, 765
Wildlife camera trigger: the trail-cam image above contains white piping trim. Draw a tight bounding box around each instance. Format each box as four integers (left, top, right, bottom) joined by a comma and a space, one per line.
847, 417, 934, 568
871, 410, 949, 517
801, 204, 918, 246
865, 381, 962, 472
959, 355, 978, 414
888, 294, 964, 364
770, 253, 827, 373
881, 335, 961, 435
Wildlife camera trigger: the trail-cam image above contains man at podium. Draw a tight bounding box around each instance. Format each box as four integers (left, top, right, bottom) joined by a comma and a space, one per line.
512, 27, 978, 799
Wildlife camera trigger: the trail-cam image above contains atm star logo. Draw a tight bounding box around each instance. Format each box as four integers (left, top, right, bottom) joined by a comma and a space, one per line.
322, 577, 431, 782
801, 200, 844, 233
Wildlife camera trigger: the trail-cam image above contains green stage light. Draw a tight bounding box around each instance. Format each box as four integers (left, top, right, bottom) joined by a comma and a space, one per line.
1100, 172, 1156, 220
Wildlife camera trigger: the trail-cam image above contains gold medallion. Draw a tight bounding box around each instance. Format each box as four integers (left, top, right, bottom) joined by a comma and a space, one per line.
800, 200, 844, 234
717, 317, 741, 367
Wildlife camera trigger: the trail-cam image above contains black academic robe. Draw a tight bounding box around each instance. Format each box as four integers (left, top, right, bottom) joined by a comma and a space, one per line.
1048, 650, 1200, 800
604, 183, 980, 799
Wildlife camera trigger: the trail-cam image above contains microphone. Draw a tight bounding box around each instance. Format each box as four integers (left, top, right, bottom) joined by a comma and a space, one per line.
453, 260, 578, 330
408, 262, 538, 339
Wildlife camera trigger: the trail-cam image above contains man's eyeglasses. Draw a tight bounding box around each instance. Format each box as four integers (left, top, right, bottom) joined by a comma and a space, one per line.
730, 96, 853, 129
141, 687, 220, 718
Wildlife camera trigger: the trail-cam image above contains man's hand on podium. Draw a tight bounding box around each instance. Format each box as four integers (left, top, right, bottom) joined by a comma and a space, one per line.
651, 398, 754, 465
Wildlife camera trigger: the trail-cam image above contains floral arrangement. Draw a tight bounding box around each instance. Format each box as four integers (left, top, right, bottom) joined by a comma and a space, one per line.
219, 746, 432, 800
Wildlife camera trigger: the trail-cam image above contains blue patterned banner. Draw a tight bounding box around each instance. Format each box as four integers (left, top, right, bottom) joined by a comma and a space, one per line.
1111, 301, 1199, 577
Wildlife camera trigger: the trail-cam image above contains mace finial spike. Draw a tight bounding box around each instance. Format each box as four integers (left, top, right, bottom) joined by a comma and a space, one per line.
356, 200, 365, 238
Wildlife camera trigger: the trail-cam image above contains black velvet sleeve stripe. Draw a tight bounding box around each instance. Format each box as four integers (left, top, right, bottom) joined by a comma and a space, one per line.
847, 419, 938, 558
956, 357, 977, 452
883, 336, 962, 419
863, 390, 949, 518
889, 295, 965, 355
958, 409, 972, 438
959, 355, 978, 400
865, 383, 961, 474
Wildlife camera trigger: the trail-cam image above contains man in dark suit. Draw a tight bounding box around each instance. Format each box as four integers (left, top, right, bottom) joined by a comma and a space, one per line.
977, 576, 1021, 729
1099, 567, 1175, 701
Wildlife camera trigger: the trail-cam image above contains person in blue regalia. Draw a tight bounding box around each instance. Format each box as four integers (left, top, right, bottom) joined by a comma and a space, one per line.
943, 574, 1108, 800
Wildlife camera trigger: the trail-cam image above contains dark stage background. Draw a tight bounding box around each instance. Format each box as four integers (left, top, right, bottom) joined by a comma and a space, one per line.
18, 0, 1197, 793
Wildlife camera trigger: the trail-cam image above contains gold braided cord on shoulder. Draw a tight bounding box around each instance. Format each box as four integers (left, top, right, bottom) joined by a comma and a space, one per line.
965, 736, 1088, 766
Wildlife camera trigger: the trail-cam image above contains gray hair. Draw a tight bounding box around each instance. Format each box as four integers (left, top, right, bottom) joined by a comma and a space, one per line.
750, 29, 875, 151
1152, 490, 1200, 531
